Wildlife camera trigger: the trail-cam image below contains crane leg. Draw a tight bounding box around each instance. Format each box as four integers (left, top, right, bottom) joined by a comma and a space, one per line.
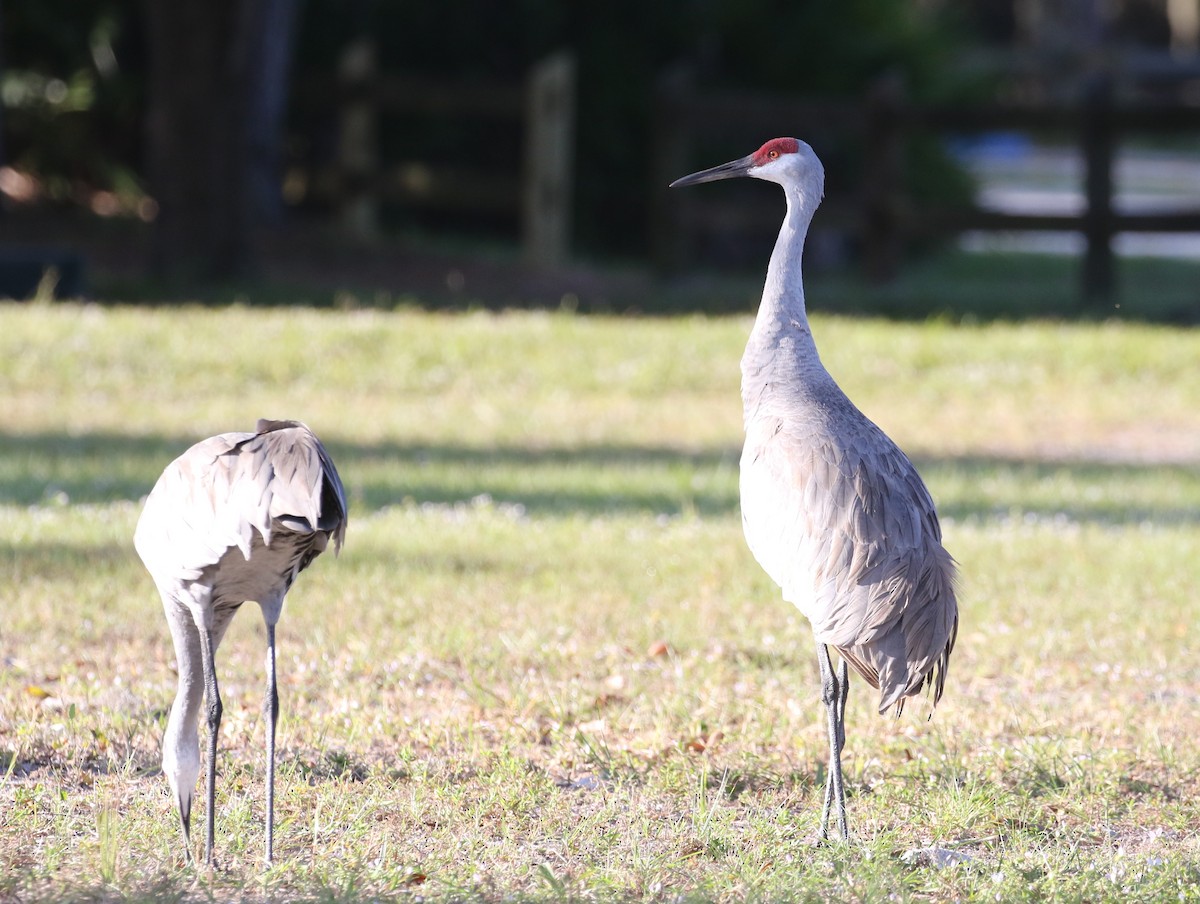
198, 628, 223, 866
264, 621, 279, 865
819, 655, 848, 829
816, 643, 849, 842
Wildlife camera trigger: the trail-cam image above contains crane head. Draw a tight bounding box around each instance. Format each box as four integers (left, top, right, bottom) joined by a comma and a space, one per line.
669, 137, 824, 199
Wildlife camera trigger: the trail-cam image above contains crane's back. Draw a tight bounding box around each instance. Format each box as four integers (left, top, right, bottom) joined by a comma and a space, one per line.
135, 420, 348, 616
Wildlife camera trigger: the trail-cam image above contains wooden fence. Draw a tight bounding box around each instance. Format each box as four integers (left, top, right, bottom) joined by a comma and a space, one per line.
652, 69, 1200, 305
300, 46, 575, 268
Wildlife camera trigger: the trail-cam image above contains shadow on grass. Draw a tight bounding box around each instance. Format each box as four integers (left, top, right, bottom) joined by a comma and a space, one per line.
803, 251, 1200, 325
0, 429, 742, 517
10, 208, 1200, 321
56, 211, 1200, 325
99, 255, 1200, 324
1, 428, 1197, 525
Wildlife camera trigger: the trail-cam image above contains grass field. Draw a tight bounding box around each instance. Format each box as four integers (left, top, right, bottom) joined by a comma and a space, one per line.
2, 297, 1200, 902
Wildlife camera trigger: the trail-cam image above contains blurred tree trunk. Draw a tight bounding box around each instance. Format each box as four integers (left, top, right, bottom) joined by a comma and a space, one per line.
143, 0, 298, 281
0, 0, 6, 189
247, 0, 300, 226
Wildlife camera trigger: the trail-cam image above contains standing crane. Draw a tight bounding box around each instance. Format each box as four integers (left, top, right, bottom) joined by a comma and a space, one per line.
135, 419, 348, 865
671, 139, 958, 841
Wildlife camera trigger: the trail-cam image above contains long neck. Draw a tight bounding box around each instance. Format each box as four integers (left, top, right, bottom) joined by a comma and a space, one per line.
759, 185, 815, 326
162, 616, 206, 806
744, 186, 822, 378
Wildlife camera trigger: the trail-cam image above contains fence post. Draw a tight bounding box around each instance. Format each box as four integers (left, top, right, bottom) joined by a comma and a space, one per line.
523, 52, 576, 268
337, 35, 378, 239
1081, 71, 1115, 305
649, 65, 694, 274
861, 73, 905, 283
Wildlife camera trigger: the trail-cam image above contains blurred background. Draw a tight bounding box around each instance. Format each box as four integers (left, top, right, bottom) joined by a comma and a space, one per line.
2, 0, 1200, 318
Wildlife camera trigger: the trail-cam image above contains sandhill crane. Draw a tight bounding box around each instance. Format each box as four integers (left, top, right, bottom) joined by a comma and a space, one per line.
134, 419, 348, 865
671, 138, 958, 841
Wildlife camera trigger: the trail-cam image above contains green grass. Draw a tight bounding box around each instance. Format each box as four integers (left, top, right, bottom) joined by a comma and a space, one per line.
2, 299, 1200, 901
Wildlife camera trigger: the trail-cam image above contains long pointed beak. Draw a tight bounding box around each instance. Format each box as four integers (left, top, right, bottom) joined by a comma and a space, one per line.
669, 155, 754, 188
178, 792, 193, 862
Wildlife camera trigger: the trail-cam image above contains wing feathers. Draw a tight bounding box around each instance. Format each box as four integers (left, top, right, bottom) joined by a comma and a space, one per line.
740, 407, 957, 715
135, 421, 348, 585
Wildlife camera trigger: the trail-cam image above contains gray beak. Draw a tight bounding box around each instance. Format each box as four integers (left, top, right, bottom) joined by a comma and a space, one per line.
669, 155, 755, 188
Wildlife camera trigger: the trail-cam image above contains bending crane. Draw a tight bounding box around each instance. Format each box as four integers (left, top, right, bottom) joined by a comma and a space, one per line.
135, 418, 347, 864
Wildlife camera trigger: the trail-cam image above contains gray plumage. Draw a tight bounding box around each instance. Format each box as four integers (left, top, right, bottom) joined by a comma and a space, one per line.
135, 418, 347, 865
671, 138, 957, 841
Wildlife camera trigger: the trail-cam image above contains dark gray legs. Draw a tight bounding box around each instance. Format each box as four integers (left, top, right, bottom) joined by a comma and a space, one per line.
816, 642, 849, 841
198, 628, 223, 865
264, 622, 279, 864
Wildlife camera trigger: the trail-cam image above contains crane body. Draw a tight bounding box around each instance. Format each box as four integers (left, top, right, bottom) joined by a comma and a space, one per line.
135, 418, 347, 864
671, 138, 957, 840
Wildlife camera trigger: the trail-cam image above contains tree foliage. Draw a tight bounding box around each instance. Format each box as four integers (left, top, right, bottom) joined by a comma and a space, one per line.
2, 0, 143, 208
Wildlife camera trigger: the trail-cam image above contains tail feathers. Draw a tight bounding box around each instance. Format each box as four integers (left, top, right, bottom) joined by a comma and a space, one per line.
837, 613, 956, 717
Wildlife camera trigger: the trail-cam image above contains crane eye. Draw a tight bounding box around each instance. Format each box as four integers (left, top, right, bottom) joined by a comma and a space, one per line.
768, 150, 779, 159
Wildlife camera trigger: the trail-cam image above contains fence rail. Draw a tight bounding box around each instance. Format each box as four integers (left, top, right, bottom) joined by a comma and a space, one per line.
296, 47, 576, 268
652, 70, 1200, 305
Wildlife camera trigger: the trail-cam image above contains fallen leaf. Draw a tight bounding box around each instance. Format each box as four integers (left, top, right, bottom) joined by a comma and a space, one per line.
686, 730, 723, 753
